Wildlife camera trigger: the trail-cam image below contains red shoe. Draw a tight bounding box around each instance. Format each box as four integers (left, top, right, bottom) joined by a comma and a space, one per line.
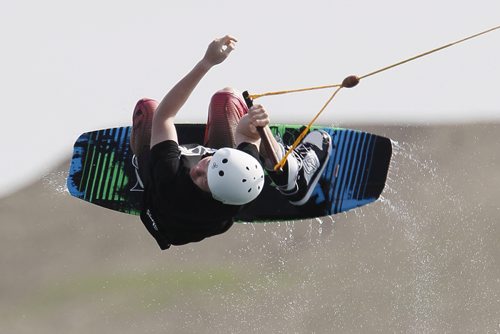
130, 98, 158, 156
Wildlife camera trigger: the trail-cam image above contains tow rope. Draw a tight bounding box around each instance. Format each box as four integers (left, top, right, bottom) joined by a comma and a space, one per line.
246, 25, 500, 171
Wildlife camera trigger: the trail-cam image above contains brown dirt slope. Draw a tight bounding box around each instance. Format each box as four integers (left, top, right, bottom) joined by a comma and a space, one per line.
1, 124, 499, 333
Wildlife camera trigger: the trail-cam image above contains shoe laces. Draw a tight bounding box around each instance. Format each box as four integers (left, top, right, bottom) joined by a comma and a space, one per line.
288, 142, 320, 174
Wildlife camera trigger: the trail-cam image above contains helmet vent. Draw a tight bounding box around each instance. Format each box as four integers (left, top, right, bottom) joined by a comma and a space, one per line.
242, 179, 247, 183
248, 188, 252, 193
222, 158, 228, 164
246, 166, 250, 170
219, 171, 224, 176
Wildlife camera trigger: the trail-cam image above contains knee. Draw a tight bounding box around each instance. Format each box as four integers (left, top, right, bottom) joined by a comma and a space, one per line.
212, 87, 246, 100
208, 88, 248, 117
134, 98, 159, 114
211, 87, 245, 105
216, 87, 237, 94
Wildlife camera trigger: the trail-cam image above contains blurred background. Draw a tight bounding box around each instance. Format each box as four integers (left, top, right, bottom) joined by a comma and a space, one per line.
1, 1, 499, 333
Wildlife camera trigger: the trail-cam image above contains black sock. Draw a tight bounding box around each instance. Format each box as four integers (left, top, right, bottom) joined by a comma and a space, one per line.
266, 161, 289, 187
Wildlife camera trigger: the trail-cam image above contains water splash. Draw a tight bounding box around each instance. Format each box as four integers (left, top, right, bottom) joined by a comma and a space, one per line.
379, 137, 497, 333
42, 170, 69, 195
380, 140, 443, 331
155, 132, 497, 333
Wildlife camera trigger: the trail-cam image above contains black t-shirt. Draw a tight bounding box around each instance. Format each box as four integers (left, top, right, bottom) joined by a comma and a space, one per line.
140, 140, 260, 250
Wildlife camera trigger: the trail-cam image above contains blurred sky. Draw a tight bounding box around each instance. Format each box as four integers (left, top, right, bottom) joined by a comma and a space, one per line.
0, 0, 499, 198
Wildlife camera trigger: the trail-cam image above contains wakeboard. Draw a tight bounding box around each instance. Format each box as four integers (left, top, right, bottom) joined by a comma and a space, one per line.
67, 124, 392, 222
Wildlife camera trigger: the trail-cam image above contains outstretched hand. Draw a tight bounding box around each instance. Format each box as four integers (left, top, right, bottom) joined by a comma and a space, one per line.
202, 35, 238, 67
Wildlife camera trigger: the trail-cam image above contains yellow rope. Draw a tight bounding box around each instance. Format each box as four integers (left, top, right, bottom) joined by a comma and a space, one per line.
253, 25, 500, 100
274, 86, 343, 170
254, 24, 500, 171
249, 83, 341, 100
360, 24, 500, 80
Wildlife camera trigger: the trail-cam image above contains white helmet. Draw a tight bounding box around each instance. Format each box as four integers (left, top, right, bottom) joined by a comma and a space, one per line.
207, 148, 265, 205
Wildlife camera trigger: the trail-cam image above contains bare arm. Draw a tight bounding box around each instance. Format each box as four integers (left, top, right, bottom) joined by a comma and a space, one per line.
150, 35, 237, 148
236, 104, 282, 170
